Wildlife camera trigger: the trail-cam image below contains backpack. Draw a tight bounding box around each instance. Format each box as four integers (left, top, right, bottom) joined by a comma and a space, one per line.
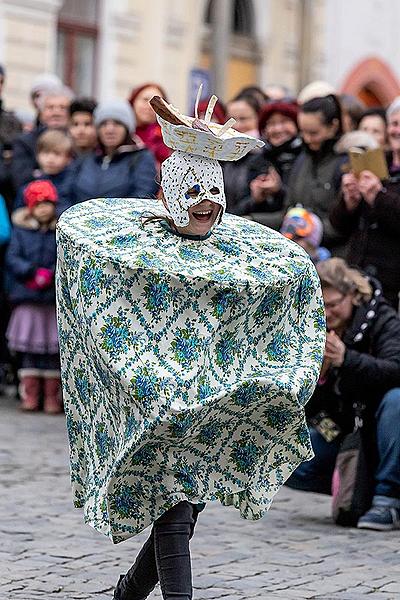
331, 403, 374, 526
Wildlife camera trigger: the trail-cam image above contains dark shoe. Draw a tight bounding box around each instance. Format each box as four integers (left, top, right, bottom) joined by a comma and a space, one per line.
358, 495, 400, 531
113, 574, 124, 599
113, 573, 148, 600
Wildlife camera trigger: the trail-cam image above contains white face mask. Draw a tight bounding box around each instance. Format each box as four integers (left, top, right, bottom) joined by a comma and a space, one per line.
161, 151, 226, 227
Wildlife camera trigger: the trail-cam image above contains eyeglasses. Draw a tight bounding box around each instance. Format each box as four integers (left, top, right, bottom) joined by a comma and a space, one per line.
324, 294, 346, 311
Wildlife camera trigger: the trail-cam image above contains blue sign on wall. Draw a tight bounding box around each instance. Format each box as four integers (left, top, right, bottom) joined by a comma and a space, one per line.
188, 68, 213, 115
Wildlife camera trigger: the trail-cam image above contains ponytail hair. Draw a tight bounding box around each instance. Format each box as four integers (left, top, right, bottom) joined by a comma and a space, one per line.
301, 94, 344, 137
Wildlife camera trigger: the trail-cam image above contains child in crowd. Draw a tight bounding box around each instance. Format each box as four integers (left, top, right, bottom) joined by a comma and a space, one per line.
0, 194, 11, 388
13, 129, 73, 214
280, 206, 331, 264
6, 180, 62, 414
68, 97, 98, 155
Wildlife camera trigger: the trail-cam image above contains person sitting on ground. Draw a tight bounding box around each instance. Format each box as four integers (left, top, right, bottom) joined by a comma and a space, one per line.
70, 99, 158, 204
129, 82, 171, 166
68, 97, 97, 156
287, 258, 400, 531
280, 206, 330, 264
231, 101, 302, 227
6, 180, 62, 414
11, 86, 74, 189
358, 108, 387, 149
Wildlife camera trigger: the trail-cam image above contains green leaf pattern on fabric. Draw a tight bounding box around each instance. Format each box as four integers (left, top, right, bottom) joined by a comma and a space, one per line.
56, 198, 325, 544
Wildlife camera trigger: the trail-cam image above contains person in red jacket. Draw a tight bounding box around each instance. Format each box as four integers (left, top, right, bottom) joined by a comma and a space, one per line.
129, 83, 171, 168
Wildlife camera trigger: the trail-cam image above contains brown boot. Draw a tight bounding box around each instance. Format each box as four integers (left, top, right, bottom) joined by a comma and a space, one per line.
18, 369, 41, 411
43, 371, 63, 414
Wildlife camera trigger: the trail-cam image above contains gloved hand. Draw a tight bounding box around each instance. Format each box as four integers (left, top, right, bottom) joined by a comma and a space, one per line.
25, 267, 54, 290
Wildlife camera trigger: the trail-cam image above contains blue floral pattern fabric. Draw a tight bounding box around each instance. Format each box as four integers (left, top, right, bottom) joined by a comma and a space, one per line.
56, 197, 325, 544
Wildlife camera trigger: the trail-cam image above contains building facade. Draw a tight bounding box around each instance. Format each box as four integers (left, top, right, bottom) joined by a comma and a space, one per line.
0, 0, 399, 112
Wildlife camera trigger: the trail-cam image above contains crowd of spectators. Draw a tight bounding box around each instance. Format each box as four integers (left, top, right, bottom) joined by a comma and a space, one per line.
0, 66, 399, 531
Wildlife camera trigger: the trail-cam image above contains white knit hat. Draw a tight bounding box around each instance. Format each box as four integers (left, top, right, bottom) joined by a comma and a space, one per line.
94, 99, 136, 133
30, 73, 62, 96
298, 80, 336, 105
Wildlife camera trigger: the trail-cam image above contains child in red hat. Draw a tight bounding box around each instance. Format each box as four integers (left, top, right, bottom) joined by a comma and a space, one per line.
5, 180, 62, 413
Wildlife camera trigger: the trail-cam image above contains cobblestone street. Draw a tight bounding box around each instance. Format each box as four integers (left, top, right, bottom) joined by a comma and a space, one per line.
1, 393, 399, 600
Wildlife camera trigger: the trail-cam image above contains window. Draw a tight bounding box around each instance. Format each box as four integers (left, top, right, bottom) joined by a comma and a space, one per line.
205, 0, 254, 36
57, 0, 99, 95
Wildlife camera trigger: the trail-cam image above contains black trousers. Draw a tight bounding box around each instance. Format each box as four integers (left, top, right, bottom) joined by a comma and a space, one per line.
115, 501, 200, 600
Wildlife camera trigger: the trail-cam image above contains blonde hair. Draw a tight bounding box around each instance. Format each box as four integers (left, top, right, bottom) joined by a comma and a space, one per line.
37, 129, 73, 155
316, 258, 372, 305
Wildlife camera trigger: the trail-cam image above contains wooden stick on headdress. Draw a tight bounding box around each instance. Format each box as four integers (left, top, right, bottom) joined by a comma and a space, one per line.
149, 86, 237, 137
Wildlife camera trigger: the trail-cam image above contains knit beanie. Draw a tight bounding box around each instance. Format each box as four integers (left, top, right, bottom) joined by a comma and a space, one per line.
24, 180, 58, 212
298, 80, 336, 105
258, 101, 298, 135
30, 73, 62, 96
280, 207, 323, 249
94, 99, 136, 133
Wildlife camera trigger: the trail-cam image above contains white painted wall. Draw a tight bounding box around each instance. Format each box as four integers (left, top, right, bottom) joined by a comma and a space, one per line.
323, 0, 400, 88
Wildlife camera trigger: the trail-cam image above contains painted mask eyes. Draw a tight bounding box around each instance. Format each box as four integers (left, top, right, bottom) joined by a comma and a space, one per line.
185, 184, 201, 199
210, 187, 220, 195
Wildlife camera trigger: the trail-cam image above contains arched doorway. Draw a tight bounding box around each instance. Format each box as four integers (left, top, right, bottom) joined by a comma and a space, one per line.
341, 57, 400, 107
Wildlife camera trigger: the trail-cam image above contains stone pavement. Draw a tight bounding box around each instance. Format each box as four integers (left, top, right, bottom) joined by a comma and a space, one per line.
1, 393, 399, 600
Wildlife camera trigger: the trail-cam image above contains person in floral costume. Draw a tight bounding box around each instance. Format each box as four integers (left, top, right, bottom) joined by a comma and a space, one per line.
56, 93, 325, 600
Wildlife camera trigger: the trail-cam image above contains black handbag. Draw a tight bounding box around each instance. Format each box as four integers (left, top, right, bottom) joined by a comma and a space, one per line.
331, 403, 374, 526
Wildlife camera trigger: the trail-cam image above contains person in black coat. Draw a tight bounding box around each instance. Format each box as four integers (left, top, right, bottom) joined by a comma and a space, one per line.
0, 64, 22, 208
284, 95, 347, 249
287, 258, 400, 530
231, 101, 302, 228
11, 86, 73, 190
331, 169, 400, 309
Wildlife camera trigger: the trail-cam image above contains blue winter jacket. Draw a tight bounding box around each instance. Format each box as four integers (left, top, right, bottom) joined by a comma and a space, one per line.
0, 194, 11, 245
70, 144, 158, 205
5, 208, 56, 305
13, 167, 75, 216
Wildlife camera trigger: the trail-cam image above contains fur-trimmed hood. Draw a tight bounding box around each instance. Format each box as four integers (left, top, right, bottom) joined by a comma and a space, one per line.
11, 207, 56, 231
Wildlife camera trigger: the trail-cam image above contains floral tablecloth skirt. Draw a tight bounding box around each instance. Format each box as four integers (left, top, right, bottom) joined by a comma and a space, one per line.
56, 198, 325, 543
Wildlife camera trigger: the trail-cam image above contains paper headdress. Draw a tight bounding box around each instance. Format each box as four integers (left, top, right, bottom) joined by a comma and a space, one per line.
151, 88, 264, 227
151, 91, 264, 161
